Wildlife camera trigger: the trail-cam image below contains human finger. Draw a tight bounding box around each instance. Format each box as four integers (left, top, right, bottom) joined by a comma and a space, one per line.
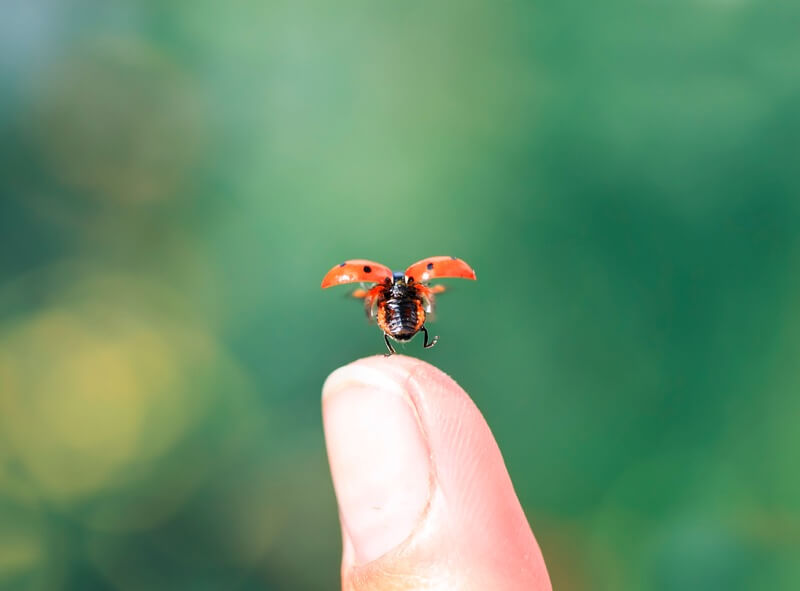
322, 355, 551, 591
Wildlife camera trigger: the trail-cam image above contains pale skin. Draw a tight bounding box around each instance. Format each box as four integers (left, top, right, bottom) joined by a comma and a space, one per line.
322, 356, 553, 591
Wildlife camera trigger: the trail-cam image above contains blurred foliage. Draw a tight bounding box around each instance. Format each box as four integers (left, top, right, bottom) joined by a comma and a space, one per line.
1, 0, 799, 590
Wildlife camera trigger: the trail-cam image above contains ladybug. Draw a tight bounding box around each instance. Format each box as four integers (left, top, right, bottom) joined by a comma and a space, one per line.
321, 256, 477, 355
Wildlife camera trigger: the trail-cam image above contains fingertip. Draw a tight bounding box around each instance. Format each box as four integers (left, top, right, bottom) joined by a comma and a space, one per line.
322, 355, 441, 406
323, 355, 460, 402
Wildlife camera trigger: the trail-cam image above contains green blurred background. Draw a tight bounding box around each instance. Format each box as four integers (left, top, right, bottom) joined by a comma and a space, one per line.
1, 1, 799, 589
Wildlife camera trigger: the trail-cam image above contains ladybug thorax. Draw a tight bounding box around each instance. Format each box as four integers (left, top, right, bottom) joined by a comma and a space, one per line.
376, 278, 426, 341
386, 276, 414, 299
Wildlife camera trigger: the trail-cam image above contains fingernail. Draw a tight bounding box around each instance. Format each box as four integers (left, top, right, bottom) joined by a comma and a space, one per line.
322, 364, 432, 564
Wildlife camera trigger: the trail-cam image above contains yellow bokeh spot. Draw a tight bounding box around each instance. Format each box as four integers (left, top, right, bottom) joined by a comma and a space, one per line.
0, 296, 218, 503
0, 540, 42, 579
0, 496, 47, 584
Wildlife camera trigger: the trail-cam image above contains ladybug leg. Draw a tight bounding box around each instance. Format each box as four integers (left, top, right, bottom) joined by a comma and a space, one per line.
421, 326, 439, 349
383, 334, 396, 356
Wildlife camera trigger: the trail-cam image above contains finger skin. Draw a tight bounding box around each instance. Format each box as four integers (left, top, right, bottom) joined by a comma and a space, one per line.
323, 356, 552, 591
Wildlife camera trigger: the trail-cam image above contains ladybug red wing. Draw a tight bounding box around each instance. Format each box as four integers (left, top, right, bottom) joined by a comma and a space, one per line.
321, 259, 393, 288
404, 256, 477, 284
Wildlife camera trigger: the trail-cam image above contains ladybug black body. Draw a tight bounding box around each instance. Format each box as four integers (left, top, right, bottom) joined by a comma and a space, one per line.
321, 256, 476, 355
374, 276, 433, 354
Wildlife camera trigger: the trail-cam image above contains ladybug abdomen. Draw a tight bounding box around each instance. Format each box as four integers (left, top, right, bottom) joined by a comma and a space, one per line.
378, 297, 425, 341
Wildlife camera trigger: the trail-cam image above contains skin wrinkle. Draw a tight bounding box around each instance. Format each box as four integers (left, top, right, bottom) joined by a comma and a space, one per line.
403, 364, 453, 510
410, 361, 543, 588
405, 364, 477, 514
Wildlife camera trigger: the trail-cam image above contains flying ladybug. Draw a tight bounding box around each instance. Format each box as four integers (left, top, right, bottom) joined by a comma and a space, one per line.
321, 256, 477, 355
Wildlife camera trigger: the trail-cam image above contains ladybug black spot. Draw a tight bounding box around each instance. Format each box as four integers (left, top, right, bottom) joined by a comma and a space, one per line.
426, 262, 434, 270
363, 265, 372, 273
